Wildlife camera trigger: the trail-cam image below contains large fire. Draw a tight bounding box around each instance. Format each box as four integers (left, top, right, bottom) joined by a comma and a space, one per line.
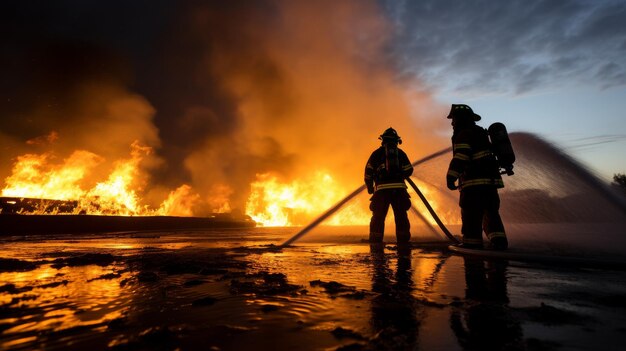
1, 142, 450, 227
0, 142, 373, 224
245, 172, 370, 226
1, 142, 199, 216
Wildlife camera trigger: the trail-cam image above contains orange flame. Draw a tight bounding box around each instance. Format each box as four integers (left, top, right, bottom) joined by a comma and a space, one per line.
2, 143, 453, 227
245, 171, 370, 226
1, 150, 102, 201
80, 141, 150, 215
2, 144, 376, 224
1, 142, 200, 216
157, 184, 201, 217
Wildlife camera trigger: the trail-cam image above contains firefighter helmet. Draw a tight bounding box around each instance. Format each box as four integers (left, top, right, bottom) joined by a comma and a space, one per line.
379, 127, 402, 144
446, 104, 481, 121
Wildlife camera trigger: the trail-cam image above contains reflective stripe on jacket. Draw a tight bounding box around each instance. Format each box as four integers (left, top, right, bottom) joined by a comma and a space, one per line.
447, 125, 503, 190
365, 146, 413, 192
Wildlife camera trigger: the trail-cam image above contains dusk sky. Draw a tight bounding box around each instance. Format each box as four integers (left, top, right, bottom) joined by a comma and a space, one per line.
385, 0, 626, 181
1, 0, 625, 201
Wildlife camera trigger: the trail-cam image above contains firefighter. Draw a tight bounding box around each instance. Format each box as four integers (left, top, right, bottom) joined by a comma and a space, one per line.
364, 128, 414, 243
446, 104, 508, 250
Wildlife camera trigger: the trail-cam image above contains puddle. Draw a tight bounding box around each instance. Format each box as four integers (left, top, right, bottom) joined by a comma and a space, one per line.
1, 228, 626, 350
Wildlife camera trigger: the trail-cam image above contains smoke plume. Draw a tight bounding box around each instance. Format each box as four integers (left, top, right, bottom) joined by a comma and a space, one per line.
1, 0, 448, 215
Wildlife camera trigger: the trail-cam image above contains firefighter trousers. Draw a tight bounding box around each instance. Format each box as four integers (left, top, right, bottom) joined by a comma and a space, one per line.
459, 185, 506, 247
369, 189, 411, 243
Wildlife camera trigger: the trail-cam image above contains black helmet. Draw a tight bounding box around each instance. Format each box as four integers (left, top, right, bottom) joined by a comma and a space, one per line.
446, 104, 481, 121
379, 127, 402, 144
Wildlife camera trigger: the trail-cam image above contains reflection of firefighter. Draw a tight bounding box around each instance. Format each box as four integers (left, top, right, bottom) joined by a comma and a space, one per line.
369, 244, 419, 349
446, 104, 508, 250
450, 257, 523, 350
365, 128, 414, 243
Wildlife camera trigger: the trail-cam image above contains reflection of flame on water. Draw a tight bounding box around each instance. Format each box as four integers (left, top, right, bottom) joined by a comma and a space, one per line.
245, 171, 370, 227
0, 263, 128, 350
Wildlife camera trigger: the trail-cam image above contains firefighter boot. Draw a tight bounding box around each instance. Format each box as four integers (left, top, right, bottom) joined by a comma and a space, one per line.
459, 237, 483, 249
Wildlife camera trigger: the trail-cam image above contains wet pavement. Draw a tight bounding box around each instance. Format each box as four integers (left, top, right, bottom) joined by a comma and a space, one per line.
2, 227, 626, 350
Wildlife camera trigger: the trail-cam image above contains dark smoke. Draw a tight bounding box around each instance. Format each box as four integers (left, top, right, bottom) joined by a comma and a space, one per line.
1, 1, 448, 213
1, 1, 163, 179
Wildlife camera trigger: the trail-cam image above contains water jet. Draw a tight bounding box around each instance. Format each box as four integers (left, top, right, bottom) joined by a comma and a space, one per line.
281, 133, 626, 267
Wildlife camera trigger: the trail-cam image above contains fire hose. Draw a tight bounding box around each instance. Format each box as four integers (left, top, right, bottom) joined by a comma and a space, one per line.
280, 148, 459, 247
405, 177, 459, 244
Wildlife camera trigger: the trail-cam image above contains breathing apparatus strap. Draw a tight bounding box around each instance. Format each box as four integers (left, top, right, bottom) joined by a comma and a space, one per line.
384, 143, 400, 175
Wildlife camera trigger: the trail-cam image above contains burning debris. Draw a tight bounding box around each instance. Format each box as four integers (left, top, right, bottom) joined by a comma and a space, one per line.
0, 142, 203, 216
0, 1, 449, 228
0, 197, 79, 214
0, 141, 257, 234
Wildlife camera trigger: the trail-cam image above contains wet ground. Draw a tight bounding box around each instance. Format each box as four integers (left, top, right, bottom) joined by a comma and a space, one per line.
2, 227, 626, 350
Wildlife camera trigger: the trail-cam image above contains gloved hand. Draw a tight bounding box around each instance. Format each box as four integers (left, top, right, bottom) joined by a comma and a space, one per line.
367, 184, 374, 194
446, 178, 458, 190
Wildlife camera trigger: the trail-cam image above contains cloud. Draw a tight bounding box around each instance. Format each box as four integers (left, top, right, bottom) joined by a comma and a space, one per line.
383, 0, 626, 96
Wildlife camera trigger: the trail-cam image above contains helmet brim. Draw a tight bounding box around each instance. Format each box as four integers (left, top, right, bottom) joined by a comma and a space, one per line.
447, 113, 481, 121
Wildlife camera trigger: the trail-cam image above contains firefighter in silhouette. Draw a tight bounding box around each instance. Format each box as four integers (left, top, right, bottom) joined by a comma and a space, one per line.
446, 104, 508, 249
364, 128, 414, 243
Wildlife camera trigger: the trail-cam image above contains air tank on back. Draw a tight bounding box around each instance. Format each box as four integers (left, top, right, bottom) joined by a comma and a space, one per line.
488, 122, 516, 175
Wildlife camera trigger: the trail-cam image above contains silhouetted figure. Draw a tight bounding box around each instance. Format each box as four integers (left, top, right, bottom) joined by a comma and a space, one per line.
369, 244, 419, 349
365, 128, 414, 243
450, 257, 523, 350
445, 105, 508, 249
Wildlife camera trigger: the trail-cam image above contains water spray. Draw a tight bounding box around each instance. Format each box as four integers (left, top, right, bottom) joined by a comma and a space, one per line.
280, 148, 457, 247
